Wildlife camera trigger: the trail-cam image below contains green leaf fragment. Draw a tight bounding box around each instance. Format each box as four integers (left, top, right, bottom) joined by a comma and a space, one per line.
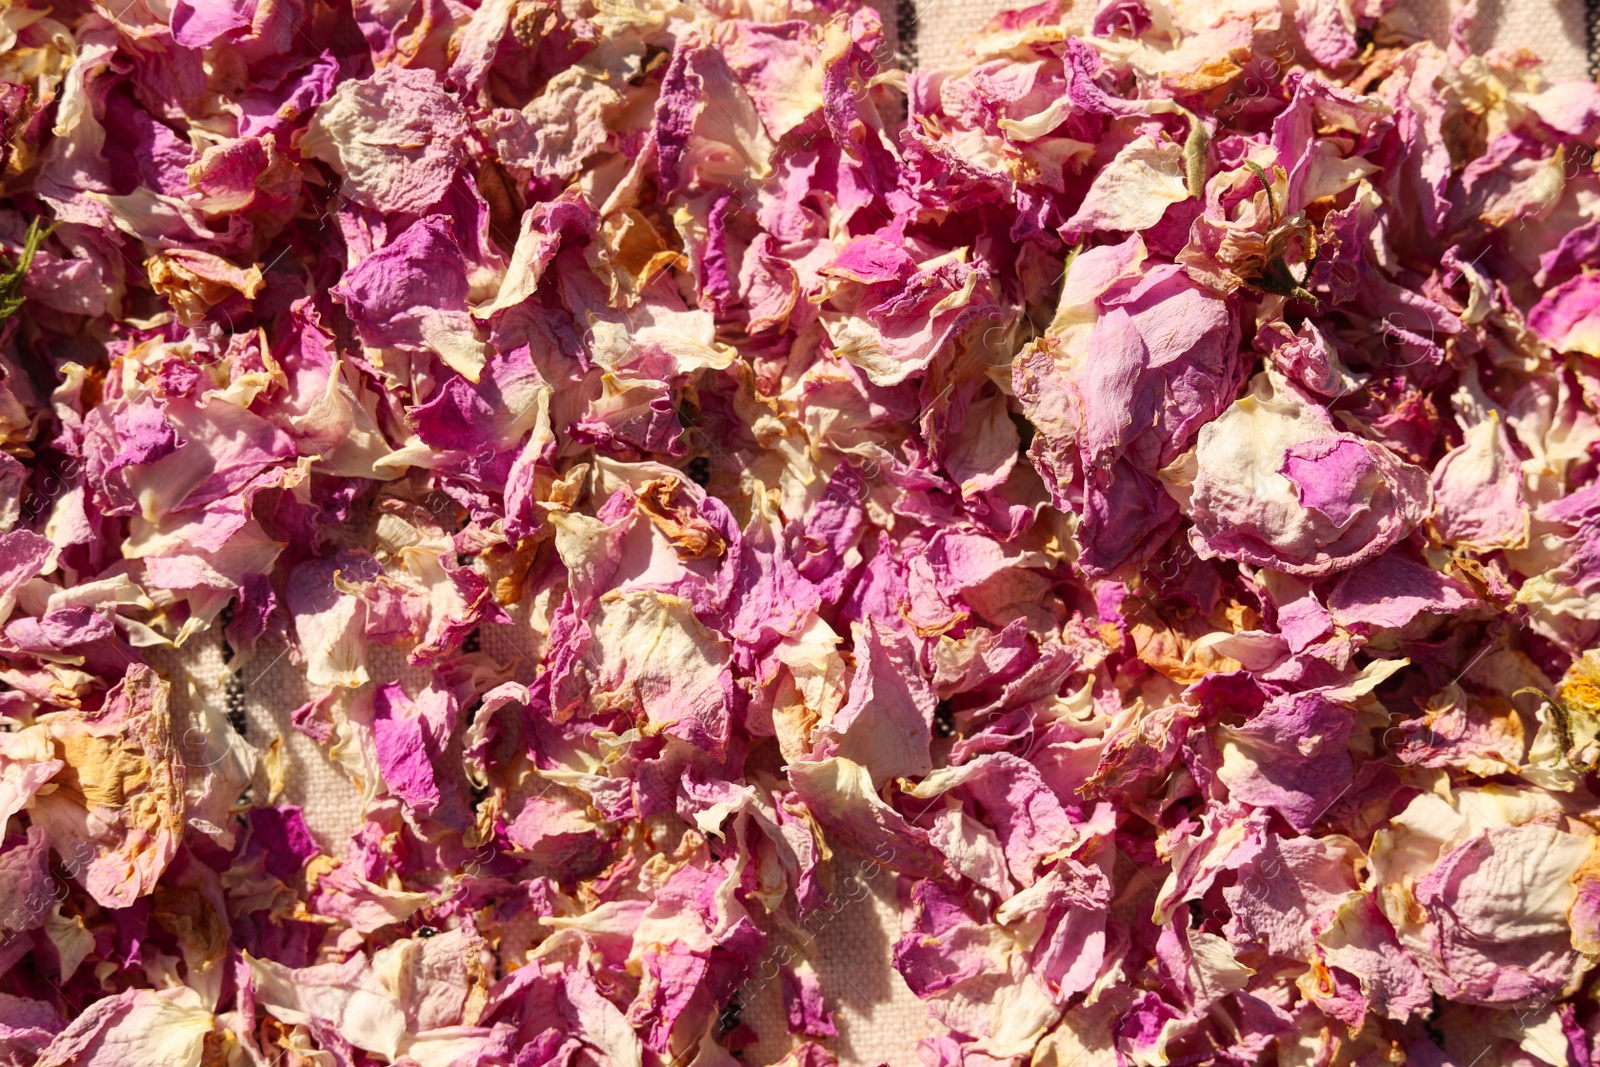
0, 216, 54, 322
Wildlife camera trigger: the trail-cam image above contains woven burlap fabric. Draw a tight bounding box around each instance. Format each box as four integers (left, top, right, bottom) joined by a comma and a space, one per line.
161, 3, 1593, 1065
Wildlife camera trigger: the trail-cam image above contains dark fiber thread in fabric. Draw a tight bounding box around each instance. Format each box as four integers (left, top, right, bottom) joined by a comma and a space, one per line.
897, 0, 919, 68
1589, 0, 1600, 78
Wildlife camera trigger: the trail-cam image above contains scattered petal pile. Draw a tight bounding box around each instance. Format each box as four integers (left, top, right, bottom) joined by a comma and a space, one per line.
1, 0, 1599, 1065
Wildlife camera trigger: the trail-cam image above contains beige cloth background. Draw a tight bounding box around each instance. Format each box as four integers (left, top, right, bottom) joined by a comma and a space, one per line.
153, 2, 1595, 1064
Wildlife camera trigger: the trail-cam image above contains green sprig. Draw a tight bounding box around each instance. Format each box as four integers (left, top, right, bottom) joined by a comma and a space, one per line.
0, 217, 54, 322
